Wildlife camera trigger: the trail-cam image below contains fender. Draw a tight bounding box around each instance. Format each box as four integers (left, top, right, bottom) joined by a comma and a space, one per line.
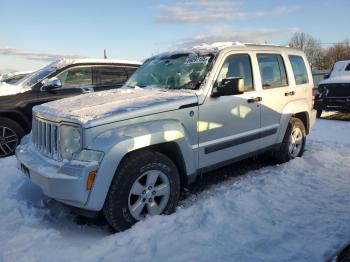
276, 99, 310, 144
0, 109, 31, 131
84, 119, 196, 211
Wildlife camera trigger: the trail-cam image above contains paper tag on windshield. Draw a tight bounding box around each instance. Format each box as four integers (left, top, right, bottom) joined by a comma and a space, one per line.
184, 56, 210, 65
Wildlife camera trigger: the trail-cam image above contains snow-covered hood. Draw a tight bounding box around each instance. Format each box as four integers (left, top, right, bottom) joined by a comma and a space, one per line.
0, 82, 29, 96
319, 75, 350, 85
33, 88, 198, 127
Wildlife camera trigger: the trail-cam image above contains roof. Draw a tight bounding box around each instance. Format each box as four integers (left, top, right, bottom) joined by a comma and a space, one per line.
68, 58, 142, 66
187, 42, 302, 54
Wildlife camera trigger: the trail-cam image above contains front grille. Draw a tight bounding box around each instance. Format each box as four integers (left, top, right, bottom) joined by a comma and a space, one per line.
319, 83, 350, 97
32, 116, 61, 161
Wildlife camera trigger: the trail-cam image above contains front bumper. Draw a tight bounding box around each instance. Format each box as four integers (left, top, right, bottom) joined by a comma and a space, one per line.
16, 137, 99, 209
314, 97, 350, 112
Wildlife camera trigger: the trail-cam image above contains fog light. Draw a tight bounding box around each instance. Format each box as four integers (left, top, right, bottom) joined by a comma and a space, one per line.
86, 171, 97, 191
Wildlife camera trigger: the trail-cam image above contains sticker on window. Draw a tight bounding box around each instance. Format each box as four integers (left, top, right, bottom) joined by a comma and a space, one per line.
184, 56, 210, 65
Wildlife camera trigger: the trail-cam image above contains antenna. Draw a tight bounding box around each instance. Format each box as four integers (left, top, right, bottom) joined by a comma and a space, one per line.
103, 49, 107, 59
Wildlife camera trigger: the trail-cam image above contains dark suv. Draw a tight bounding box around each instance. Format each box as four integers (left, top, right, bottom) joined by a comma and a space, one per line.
0, 58, 141, 157
314, 60, 350, 117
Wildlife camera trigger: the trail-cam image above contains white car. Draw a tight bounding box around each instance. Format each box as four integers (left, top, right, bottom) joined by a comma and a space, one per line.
0, 71, 33, 85
17, 42, 316, 231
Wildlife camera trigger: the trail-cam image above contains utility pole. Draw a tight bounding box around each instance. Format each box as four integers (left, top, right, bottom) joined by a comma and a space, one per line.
104, 49, 107, 59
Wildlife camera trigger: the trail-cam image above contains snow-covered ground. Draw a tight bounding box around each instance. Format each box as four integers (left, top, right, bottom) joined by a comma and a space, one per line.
0, 118, 350, 262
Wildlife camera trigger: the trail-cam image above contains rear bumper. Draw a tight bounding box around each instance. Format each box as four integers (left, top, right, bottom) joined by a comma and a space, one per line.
15, 136, 99, 209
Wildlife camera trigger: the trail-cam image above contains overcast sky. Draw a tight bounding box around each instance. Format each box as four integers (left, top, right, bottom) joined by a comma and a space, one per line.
0, 0, 349, 72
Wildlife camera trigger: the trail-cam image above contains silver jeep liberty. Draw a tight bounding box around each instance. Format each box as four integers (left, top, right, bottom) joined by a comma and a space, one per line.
16, 42, 316, 231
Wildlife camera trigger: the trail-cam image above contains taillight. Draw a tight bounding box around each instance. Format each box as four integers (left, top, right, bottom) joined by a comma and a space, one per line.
312, 87, 315, 106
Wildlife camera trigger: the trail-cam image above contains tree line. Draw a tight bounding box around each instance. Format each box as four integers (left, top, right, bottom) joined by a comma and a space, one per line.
289, 32, 350, 71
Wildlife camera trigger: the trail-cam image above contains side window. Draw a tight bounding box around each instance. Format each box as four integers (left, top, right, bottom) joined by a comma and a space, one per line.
289, 55, 309, 85
56, 67, 92, 88
125, 67, 138, 78
257, 54, 288, 88
96, 67, 128, 86
216, 54, 254, 91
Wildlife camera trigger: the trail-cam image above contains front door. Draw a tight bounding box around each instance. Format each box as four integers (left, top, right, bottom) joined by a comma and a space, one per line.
198, 53, 262, 169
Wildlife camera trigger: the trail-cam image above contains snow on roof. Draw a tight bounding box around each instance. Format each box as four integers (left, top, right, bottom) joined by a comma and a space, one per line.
183, 42, 293, 54
330, 60, 350, 77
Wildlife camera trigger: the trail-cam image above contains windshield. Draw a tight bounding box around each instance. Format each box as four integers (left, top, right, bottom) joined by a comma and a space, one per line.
125, 52, 215, 90
19, 67, 56, 88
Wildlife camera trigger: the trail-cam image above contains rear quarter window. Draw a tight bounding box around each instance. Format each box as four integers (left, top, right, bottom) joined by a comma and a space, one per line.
289, 55, 309, 85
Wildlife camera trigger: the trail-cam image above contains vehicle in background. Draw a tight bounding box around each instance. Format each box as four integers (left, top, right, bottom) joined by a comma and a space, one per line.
328, 242, 350, 262
16, 42, 316, 231
0, 71, 33, 85
314, 60, 350, 117
0, 58, 141, 157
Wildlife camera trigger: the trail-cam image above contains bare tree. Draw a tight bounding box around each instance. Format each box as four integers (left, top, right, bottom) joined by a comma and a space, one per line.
323, 40, 350, 69
289, 32, 324, 70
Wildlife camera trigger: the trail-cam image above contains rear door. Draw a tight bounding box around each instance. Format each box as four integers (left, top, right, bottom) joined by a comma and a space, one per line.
288, 55, 312, 106
254, 52, 294, 147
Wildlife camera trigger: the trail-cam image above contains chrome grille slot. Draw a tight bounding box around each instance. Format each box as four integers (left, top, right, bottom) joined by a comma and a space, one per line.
32, 117, 61, 161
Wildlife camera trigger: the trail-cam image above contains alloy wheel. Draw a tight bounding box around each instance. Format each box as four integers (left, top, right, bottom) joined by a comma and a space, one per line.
128, 169, 170, 220
288, 126, 303, 158
0, 126, 18, 157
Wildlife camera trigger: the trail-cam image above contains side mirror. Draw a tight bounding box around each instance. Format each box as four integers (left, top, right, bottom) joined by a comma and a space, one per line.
41, 77, 62, 91
323, 74, 330, 80
212, 77, 245, 97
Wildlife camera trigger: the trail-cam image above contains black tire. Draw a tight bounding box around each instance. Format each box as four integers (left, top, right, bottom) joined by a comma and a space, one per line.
274, 117, 306, 164
316, 109, 322, 118
103, 150, 181, 232
337, 244, 350, 262
0, 117, 25, 158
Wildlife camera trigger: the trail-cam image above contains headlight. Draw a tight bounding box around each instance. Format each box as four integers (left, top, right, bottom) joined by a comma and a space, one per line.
59, 125, 82, 160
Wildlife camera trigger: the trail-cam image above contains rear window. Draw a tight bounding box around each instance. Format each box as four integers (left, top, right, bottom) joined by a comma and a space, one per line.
345, 63, 350, 71
257, 54, 288, 89
289, 55, 309, 85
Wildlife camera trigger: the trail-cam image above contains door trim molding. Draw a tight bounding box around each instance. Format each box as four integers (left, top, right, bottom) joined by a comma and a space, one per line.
192, 124, 279, 153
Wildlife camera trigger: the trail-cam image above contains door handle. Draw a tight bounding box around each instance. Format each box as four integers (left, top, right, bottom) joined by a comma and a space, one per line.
82, 87, 94, 93
247, 97, 262, 103
285, 91, 295, 96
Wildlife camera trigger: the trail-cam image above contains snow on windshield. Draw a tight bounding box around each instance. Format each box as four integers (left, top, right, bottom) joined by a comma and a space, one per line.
330, 60, 350, 77
17, 59, 74, 88
126, 52, 215, 90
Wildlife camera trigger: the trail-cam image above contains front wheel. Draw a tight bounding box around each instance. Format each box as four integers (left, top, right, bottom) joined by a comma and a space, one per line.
316, 110, 322, 118
0, 117, 25, 158
103, 150, 181, 232
274, 117, 306, 164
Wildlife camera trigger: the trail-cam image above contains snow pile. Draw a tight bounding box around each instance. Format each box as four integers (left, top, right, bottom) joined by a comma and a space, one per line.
0, 119, 350, 261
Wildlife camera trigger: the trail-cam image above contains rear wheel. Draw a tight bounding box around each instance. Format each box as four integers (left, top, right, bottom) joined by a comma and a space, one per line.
103, 150, 181, 232
0, 118, 25, 158
274, 117, 306, 164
